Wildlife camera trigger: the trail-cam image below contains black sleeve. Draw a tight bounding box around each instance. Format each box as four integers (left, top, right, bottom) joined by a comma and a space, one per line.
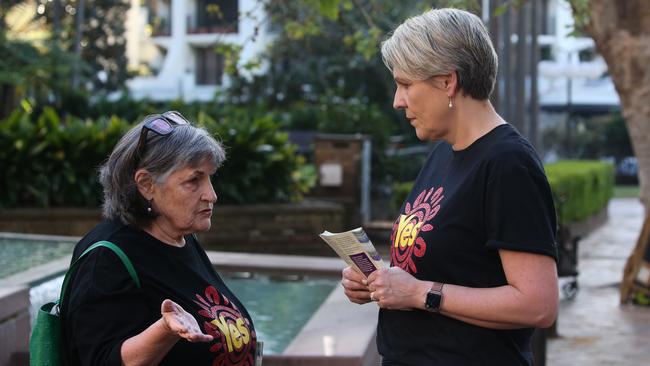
484, 150, 558, 260
63, 247, 152, 366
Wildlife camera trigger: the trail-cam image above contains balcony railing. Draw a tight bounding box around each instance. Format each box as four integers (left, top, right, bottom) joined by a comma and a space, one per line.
187, 23, 238, 35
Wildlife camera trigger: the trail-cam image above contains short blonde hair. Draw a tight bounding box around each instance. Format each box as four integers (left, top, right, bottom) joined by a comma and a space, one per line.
381, 8, 498, 100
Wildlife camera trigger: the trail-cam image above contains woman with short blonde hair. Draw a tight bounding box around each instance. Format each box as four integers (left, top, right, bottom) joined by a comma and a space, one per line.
342, 8, 558, 365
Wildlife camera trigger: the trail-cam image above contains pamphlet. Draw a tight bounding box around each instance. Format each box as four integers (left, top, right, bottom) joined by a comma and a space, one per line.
319, 227, 387, 277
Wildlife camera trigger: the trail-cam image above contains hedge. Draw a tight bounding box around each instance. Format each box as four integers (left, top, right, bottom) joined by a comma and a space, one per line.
0, 102, 311, 208
0, 103, 131, 208
545, 160, 614, 224
392, 160, 615, 225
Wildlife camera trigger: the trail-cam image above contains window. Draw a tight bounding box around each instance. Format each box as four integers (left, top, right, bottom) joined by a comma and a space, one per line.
540, 45, 553, 61
195, 0, 238, 33
579, 48, 596, 62
195, 47, 224, 85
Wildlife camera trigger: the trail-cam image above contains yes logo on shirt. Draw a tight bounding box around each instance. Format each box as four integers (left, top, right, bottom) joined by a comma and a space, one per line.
391, 186, 444, 274
194, 286, 256, 366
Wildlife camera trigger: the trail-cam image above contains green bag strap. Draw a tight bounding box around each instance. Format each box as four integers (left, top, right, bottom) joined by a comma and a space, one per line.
59, 240, 141, 304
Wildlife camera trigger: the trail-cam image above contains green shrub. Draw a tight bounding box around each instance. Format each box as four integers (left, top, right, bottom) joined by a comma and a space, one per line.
390, 160, 614, 225
196, 110, 312, 204
545, 160, 614, 224
0, 102, 131, 208
391, 181, 414, 212
541, 112, 633, 162
65, 96, 400, 187
0, 102, 310, 208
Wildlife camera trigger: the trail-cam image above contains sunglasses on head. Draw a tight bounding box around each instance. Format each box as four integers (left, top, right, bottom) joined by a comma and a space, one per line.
134, 111, 190, 166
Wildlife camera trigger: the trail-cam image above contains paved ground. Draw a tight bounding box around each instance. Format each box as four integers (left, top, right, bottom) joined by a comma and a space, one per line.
547, 198, 650, 365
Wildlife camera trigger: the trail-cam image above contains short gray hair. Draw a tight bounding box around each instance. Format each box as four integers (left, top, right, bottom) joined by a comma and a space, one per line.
99, 116, 226, 228
381, 8, 498, 100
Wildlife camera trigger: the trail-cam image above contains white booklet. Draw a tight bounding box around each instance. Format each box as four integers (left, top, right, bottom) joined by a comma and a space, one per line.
319, 227, 387, 277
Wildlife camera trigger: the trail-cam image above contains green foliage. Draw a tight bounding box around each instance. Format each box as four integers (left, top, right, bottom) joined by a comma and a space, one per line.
0, 101, 131, 208
61, 93, 398, 188
390, 160, 615, 224
545, 160, 614, 224
277, 97, 394, 141
0, 32, 88, 118
542, 112, 633, 162
494, 0, 527, 16
0, 1, 94, 117
226, 0, 484, 164
0, 102, 310, 208
38, 0, 130, 92
236, 0, 437, 108
384, 147, 432, 181
195, 109, 312, 204
391, 181, 415, 212
85, 93, 161, 122
237, 0, 516, 109
90, 95, 399, 186
567, 0, 590, 35
633, 292, 650, 306
79, 0, 130, 91
309, 0, 345, 21
215, 43, 244, 75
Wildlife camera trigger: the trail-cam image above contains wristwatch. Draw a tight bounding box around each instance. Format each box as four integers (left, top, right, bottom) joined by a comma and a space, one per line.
424, 282, 444, 312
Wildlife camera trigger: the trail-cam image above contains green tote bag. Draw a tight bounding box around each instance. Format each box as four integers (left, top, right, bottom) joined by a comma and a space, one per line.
29, 241, 141, 366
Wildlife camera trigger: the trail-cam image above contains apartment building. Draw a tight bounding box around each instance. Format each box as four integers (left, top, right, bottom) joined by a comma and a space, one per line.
124, 0, 271, 101
537, 0, 619, 113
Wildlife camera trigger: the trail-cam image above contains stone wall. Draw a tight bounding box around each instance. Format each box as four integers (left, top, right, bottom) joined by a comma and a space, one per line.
0, 286, 29, 366
0, 208, 102, 237
199, 200, 344, 255
0, 200, 344, 256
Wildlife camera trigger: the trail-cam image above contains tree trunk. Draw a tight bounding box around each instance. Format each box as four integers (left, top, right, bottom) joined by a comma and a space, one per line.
579, 0, 650, 302
1, 84, 17, 119
582, 0, 650, 205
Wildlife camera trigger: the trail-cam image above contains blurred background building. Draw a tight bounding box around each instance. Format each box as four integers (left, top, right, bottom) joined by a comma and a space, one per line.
124, 0, 272, 101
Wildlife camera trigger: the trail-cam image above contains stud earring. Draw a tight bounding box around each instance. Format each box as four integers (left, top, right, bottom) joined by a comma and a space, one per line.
448, 97, 453, 108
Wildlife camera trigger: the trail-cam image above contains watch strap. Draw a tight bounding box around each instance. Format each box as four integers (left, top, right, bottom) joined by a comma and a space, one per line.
430, 281, 443, 294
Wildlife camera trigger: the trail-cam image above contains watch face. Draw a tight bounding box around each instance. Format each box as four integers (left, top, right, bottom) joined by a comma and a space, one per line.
426, 291, 442, 311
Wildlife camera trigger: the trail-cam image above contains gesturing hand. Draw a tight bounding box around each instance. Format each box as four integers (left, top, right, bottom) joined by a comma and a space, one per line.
161, 299, 213, 342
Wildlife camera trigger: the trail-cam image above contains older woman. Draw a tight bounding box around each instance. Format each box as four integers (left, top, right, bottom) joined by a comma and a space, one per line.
61, 112, 257, 365
341, 8, 558, 365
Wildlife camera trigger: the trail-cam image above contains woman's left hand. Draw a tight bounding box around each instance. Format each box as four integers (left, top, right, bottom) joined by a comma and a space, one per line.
367, 267, 427, 310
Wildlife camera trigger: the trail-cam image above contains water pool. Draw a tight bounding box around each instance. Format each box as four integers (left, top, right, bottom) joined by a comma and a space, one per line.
0, 237, 74, 278
1, 235, 340, 354
28, 270, 338, 355
222, 272, 338, 354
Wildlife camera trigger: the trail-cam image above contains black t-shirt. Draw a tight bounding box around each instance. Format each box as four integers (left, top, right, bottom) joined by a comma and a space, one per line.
378, 124, 557, 366
61, 219, 257, 366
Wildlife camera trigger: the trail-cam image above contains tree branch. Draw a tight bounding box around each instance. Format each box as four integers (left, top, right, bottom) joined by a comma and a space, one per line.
351, 0, 377, 29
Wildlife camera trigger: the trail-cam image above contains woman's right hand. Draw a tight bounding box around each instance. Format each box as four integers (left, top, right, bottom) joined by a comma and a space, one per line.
160, 299, 213, 342
341, 266, 372, 304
